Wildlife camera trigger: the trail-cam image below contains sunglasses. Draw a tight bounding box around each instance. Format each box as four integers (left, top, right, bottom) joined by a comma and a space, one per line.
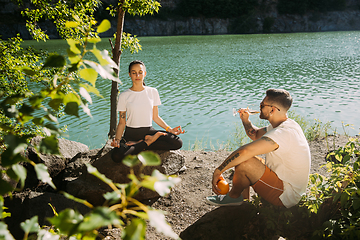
260, 103, 280, 111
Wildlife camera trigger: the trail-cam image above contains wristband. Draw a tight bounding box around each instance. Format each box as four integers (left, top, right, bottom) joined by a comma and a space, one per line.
165, 126, 170, 132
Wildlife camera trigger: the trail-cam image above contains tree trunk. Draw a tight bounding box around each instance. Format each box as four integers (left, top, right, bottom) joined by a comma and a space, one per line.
108, 0, 125, 138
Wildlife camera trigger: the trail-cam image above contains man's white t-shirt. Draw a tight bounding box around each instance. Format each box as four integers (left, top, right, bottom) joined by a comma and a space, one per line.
264, 118, 311, 208
117, 86, 161, 128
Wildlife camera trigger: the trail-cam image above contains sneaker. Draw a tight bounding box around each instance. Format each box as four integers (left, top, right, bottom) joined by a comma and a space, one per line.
206, 193, 244, 206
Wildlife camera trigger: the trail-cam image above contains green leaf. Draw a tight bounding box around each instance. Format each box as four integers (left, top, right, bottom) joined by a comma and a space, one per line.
61, 191, 93, 209
48, 209, 83, 236
21, 67, 36, 76
67, 48, 81, 64
43, 54, 66, 68
19, 104, 34, 118
39, 135, 60, 155
67, 39, 81, 55
103, 191, 121, 204
79, 68, 98, 86
1, 202, 11, 219
148, 210, 178, 239
80, 84, 102, 97
83, 60, 120, 83
353, 198, 360, 210
21, 216, 40, 234
65, 21, 80, 28
340, 192, 349, 207
87, 37, 101, 44
1, 150, 28, 167
79, 87, 92, 104
0, 179, 14, 195
137, 151, 161, 166
48, 98, 63, 111
149, 170, 181, 197
122, 218, 146, 240
86, 164, 114, 186
7, 164, 27, 189
354, 161, 359, 171
0, 222, 15, 240
123, 155, 140, 167
4, 134, 28, 156
1, 104, 17, 118
343, 154, 350, 164
64, 102, 79, 117
97, 19, 111, 33
37, 229, 60, 239
78, 207, 120, 232
92, 48, 110, 66
34, 163, 56, 189
29, 93, 44, 106
63, 92, 81, 105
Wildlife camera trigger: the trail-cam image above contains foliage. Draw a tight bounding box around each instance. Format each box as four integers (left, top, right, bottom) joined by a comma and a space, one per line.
248, 137, 360, 239
15, 0, 145, 54
0, 19, 180, 239
175, 0, 258, 19
113, 32, 142, 55
0, 35, 53, 147
305, 119, 332, 141
107, 0, 161, 17
0, 18, 115, 195
302, 137, 360, 238
20, 0, 102, 41
277, 0, 347, 15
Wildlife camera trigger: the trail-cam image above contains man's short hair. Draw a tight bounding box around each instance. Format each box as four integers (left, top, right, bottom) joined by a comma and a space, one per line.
266, 89, 293, 111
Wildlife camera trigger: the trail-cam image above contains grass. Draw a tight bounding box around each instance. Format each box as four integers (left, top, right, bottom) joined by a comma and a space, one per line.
187, 111, 357, 152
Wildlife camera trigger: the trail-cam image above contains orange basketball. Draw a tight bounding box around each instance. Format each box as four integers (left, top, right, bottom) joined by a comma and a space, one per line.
217, 178, 229, 195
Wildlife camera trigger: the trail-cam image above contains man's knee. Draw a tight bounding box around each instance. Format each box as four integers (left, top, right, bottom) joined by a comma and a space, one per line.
235, 157, 266, 179
236, 157, 259, 171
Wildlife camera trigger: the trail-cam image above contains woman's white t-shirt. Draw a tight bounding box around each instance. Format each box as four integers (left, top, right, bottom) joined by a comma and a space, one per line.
264, 118, 311, 208
117, 86, 161, 128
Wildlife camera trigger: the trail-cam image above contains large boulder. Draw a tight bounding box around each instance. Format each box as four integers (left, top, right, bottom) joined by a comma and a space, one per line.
5, 138, 185, 238
4, 190, 90, 240
23, 136, 89, 189
65, 141, 185, 206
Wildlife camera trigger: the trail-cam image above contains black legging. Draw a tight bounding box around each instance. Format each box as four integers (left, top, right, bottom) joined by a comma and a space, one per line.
111, 126, 182, 163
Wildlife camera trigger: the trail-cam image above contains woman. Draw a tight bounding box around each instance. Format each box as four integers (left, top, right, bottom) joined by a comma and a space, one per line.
111, 60, 185, 162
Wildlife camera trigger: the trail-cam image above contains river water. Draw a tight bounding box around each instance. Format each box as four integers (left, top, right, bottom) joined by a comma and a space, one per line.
24, 31, 360, 150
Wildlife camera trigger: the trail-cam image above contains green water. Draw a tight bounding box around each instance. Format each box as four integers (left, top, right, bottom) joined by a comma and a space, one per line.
23, 31, 360, 150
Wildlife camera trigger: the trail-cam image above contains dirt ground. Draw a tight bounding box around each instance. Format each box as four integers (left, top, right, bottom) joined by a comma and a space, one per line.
101, 135, 357, 239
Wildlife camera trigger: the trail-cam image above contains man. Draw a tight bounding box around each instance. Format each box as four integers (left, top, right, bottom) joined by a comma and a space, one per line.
206, 89, 311, 208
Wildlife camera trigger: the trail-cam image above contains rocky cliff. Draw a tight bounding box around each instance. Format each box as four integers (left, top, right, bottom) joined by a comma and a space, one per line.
1, 0, 360, 40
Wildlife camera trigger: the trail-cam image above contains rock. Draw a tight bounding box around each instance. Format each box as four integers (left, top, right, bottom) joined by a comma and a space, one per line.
4, 190, 90, 240
23, 136, 89, 189
180, 204, 257, 240
65, 142, 185, 206
4, 137, 185, 238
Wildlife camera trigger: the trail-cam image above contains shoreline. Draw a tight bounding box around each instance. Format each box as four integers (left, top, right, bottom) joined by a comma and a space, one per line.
143, 134, 358, 239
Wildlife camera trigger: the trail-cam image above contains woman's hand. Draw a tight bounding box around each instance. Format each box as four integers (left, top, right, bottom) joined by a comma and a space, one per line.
111, 138, 120, 148
169, 126, 185, 135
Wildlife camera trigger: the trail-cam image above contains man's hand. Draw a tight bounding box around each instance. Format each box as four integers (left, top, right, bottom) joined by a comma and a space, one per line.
212, 168, 223, 195
238, 108, 250, 122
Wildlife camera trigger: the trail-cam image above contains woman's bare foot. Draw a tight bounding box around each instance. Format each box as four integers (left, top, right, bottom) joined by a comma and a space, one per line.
144, 132, 167, 146
125, 140, 142, 146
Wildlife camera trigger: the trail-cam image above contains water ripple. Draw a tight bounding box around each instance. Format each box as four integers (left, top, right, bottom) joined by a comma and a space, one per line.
45, 32, 360, 149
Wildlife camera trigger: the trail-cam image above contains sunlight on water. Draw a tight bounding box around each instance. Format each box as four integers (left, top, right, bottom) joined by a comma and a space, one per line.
23, 32, 360, 150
